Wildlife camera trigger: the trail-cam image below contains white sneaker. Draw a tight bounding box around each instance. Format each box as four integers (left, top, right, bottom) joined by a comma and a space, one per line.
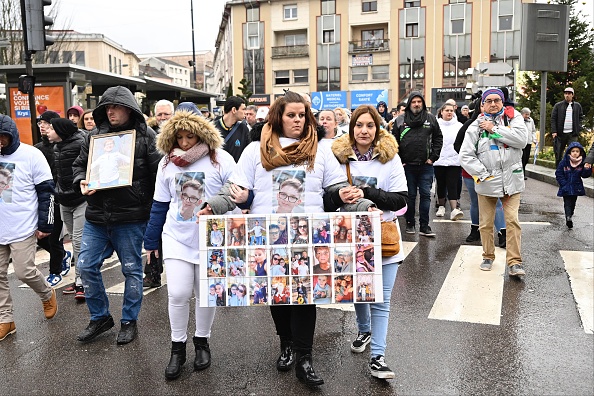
436, 206, 446, 217
450, 208, 464, 221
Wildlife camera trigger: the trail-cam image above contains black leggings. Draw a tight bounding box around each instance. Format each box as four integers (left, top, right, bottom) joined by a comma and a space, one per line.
563, 195, 578, 218
270, 305, 316, 353
434, 166, 461, 201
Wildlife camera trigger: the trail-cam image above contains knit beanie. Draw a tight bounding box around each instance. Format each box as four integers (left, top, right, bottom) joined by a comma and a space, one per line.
176, 102, 201, 115
38, 110, 60, 123
481, 89, 504, 104
51, 118, 78, 140
67, 105, 84, 117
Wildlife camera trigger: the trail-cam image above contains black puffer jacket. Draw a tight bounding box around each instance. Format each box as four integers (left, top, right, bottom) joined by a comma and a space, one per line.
72, 86, 162, 225
54, 130, 86, 207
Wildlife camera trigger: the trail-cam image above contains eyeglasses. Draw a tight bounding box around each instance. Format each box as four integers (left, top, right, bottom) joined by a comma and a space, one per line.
0, 181, 8, 188
181, 193, 200, 203
37, 121, 49, 127
279, 192, 299, 203
484, 98, 502, 105
273, 257, 280, 261
237, 288, 245, 293
298, 225, 308, 229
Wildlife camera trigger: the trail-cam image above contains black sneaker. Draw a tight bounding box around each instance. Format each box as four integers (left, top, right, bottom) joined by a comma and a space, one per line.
419, 225, 436, 237
350, 331, 371, 353
77, 316, 115, 342
117, 321, 138, 345
405, 224, 415, 234
566, 216, 573, 229
369, 355, 395, 379
63, 283, 76, 294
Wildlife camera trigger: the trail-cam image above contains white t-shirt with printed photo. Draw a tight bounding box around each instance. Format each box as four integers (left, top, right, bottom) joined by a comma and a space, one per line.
152, 149, 236, 264
0, 144, 53, 244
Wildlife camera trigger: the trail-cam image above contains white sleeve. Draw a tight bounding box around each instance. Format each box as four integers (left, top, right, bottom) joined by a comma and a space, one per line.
321, 143, 348, 188
229, 142, 258, 189
153, 158, 172, 202
389, 155, 408, 193
31, 149, 53, 184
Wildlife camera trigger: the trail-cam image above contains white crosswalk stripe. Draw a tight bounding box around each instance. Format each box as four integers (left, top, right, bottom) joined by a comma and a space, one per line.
428, 245, 506, 325
560, 250, 594, 334
432, 220, 551, 225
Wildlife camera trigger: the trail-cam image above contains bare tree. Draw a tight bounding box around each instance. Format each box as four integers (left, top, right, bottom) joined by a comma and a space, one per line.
0, 0, 74, 65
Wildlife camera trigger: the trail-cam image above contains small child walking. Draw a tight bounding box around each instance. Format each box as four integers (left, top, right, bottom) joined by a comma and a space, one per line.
555, 142, 592, 229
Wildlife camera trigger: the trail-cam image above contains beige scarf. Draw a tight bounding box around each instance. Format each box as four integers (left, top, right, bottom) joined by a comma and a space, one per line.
260, 123, 318, 172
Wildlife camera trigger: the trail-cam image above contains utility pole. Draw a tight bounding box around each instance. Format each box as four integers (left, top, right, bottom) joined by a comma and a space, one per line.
190, 0, 197, 89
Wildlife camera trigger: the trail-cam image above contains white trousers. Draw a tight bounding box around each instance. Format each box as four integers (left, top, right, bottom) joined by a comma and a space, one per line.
165, 258, 216, 342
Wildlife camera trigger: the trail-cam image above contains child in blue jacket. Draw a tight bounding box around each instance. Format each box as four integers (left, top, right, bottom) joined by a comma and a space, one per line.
555, 141, 592, 228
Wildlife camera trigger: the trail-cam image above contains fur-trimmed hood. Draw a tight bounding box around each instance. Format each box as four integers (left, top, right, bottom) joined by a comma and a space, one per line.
156, 110, 224, 154
331, 128, 398, 164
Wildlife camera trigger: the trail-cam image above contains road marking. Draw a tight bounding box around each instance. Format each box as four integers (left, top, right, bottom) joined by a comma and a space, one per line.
321, 241, 418, 312
432, 220, 551, 225
428, 245, 506, 325
560, 250, 594, 334
106, 269, 168, 296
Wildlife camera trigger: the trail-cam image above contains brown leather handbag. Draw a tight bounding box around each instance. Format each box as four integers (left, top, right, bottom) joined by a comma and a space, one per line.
345, 162, 400, 257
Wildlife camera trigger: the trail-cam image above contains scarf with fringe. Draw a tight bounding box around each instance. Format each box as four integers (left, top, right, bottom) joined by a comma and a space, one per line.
260, 124, 317, 172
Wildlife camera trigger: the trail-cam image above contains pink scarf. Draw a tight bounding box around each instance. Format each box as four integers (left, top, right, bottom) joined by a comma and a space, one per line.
569, 155, 583, 168
169, 142, 210, 167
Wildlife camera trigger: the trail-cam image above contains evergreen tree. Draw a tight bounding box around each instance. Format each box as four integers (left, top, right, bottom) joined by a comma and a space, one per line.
517, 0, 594, 142
225, 81, 234, 98
237, 78, 253, 105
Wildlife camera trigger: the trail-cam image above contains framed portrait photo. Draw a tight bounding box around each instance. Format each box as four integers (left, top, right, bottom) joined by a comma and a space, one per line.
86, 130, 136, 190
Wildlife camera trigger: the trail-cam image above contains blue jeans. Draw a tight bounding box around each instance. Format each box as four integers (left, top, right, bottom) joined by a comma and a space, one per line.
78, 221, 146, 322
404, 164, 434, 227
354, 262, 400, 357
463, 177, 505, 232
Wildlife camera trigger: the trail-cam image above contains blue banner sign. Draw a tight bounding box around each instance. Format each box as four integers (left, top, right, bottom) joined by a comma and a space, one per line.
310, 91, 348, 110
350, 89, 389, 108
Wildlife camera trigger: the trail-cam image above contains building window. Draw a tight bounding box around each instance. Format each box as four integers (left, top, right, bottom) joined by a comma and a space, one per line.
75, 51, 85, 66
247, 22, 260, 49
404, 0, 420, 7
247, 6, 260, 22
372, 65, 389, 80
322, 15, 335, 44
275, 70, 290, 85
362, 1, 377, 12
406, 23, 419, 38
362, 29, 384, 48
450, 4, 465, 35
109, 55, 112, 72
449, 0, 466, 3
351, 66, 368, 81
321, 0, 335, 15
62, 51, 72, 63
285, 34, 307, 46
119, 59, 122, 74
49, 51, 59, 63
284, 4, 297, 20
498, 0, 513, 31
317, 67, 340, 91
294, 69, 309, 83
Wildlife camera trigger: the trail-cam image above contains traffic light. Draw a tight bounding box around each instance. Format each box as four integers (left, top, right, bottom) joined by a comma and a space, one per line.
24, 0, 55, 52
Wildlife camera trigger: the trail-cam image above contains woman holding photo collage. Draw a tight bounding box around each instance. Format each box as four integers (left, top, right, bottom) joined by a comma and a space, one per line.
326, 104, 408, 380
143, 110, 243, 380
200, 91, 375, 387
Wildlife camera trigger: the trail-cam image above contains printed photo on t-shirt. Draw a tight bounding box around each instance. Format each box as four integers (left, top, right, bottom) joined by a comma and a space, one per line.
352, 175, 377, 189
175, 172, 205, 222
272, 170, 306, 213
0, 163, 15, 203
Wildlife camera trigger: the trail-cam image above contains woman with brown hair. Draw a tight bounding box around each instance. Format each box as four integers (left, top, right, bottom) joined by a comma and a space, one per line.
77, 109, 96, 132
200, 91, 374, 387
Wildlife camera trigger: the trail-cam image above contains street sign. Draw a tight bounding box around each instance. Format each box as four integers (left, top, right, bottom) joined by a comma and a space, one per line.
477, 62, 513, 75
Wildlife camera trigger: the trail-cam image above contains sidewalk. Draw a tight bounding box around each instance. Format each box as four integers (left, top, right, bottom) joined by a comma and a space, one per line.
525, 163, 594, 198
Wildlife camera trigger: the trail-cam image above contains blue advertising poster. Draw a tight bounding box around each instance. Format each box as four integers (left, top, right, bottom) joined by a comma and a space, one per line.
310, 91, 347, 110
350, 89, 389, 108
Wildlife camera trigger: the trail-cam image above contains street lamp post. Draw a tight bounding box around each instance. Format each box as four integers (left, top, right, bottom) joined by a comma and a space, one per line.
190, 0, 197, 89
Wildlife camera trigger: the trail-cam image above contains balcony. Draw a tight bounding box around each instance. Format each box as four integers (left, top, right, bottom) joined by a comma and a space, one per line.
271, 45, 309, 59
349, 39, 390, 53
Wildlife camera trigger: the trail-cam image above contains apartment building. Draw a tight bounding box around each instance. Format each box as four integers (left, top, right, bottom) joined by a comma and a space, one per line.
138, 51, 214, 89
212, 0, 530, 109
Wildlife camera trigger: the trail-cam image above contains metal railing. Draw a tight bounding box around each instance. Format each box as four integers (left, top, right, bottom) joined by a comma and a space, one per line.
349, 39, 390, 53
271, 44, 309, 58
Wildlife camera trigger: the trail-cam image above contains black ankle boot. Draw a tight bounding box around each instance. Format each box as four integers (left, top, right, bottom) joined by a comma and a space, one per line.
165, 341, 186, 380
276, 337, 294, 371
192, 336, 211, 371
465, 225, 480, 242
498, 228, 507, 248
295, 352, 324, 387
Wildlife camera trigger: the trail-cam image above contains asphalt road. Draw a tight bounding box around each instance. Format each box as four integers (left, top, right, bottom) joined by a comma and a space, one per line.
1, 177, 592, 395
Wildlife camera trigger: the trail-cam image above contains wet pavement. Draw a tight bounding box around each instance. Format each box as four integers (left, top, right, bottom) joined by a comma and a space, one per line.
1, 176, 592, 395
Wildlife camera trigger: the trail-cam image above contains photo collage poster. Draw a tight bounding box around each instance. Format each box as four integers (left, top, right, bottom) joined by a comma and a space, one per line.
198, 212, 383, 307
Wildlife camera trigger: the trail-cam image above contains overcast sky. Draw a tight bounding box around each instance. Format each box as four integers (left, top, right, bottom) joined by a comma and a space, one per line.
56, 0, 229, 55
55, 0, 592, 56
